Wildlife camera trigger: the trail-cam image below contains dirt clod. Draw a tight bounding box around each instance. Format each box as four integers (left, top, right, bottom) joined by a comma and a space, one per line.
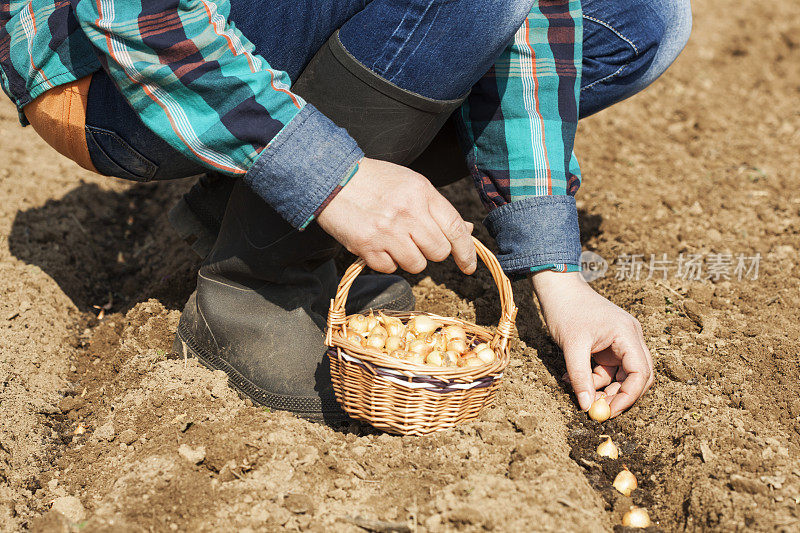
92, 420, 115, 442
283, 493, 313, 514
178, 444, 206, 465
50, 496, 85, 523
118, 428, 137, 446
729, 475, 769, 495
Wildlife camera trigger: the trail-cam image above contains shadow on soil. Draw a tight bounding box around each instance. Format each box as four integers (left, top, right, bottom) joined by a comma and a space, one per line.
8, 181, 199, 315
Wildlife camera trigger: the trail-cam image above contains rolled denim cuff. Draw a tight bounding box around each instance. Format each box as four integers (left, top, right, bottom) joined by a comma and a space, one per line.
484, 195, 581, 276
244, 103, 364, 229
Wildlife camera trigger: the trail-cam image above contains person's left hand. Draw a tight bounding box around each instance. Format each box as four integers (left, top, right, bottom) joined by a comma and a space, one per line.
531, 271, 654, 417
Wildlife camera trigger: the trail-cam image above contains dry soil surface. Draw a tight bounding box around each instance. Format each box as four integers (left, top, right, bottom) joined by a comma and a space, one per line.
1, 1, 799, 531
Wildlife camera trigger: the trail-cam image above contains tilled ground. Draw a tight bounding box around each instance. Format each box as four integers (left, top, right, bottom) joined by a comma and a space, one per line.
1, 1, 799, 531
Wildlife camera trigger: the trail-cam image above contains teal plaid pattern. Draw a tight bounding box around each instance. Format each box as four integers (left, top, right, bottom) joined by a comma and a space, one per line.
459, 0, 583, 275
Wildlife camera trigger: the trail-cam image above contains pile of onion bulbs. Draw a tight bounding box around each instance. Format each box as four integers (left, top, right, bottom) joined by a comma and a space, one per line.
343, 312, 496, 368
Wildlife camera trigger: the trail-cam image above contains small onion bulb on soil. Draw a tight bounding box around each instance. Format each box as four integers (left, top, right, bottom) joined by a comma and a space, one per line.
588, 397, 611, 422
621, 507, 652, 528
613, 467, 638, 496
597, 436, 619, 459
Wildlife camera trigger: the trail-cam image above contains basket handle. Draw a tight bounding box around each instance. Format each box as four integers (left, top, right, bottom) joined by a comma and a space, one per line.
326, 236, 517, 351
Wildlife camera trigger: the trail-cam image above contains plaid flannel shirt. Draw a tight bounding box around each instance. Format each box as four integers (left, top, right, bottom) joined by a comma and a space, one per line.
1, 0, 582, 276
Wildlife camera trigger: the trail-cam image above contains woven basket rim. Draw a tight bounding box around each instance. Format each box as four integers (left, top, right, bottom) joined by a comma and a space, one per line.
327, 346, 505, 390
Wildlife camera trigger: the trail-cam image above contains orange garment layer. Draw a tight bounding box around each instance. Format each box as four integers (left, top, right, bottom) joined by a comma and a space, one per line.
23, 75, 97, 173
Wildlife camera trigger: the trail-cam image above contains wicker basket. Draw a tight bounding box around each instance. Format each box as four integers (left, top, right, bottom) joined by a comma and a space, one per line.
325, 237, 517, 436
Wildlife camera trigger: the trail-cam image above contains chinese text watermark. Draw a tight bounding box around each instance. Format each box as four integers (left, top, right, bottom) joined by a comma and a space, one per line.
580, 251, 761, 282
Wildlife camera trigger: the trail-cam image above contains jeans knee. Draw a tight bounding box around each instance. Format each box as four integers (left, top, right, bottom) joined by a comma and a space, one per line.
634, 0, 692, 87
580, 0, 692, 116
632, 0, 693, 68
656, 0, 692, 64
583, 0, 691, 80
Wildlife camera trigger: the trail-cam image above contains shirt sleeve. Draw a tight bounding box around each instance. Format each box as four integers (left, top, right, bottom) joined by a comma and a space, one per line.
70, 0, 362, 229
456, 0, 583, 277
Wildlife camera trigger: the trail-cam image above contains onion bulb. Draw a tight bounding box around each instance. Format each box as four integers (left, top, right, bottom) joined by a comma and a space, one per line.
369, 325, 387, 338
384, 336, 404, 352
596, 436, 619, 460
442, 351, 459, 367
408, 340, 433, 357
442, 325, 467, 341
408, 316, 441, 335
386, 322, 405, 338
366, 334, 386, 350
458, 356, 482, 368
473, 342, 489, 353
621, 507, 651, 528
426, 350, 443, 366
347, 315, 369, 334
588, 397, 611, 422
404, 352, 426, 365
380, 314, 405, 337
613, 467, 638, 496
475, 346, 496, 363
365, 312, 379, 332
346, 332, 365, 346
422, 332, 438, 347
446, 338, 468, 354
432, 333, 447, 352
389, 350, 410, 360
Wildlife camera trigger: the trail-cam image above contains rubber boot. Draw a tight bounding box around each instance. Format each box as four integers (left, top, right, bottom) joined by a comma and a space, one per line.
292, 30, 466, 166
168, 173, 236, 258
175, 31, 464, 420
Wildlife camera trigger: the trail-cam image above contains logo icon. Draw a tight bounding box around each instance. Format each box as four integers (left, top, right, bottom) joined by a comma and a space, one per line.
581, 250, 608, 282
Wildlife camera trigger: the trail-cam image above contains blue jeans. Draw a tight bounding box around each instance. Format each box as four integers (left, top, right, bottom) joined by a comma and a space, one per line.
85, 0, 692, 180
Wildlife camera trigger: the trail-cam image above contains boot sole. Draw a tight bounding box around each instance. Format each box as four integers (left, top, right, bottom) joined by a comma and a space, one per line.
173, 321, 348, 423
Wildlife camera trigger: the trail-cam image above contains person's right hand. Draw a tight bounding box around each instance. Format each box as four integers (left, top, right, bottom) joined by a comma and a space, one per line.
531, 271, 654, 417
316, 157, 477, 275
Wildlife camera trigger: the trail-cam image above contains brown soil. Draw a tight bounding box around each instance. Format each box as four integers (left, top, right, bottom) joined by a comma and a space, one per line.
1, 1, 799, 531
